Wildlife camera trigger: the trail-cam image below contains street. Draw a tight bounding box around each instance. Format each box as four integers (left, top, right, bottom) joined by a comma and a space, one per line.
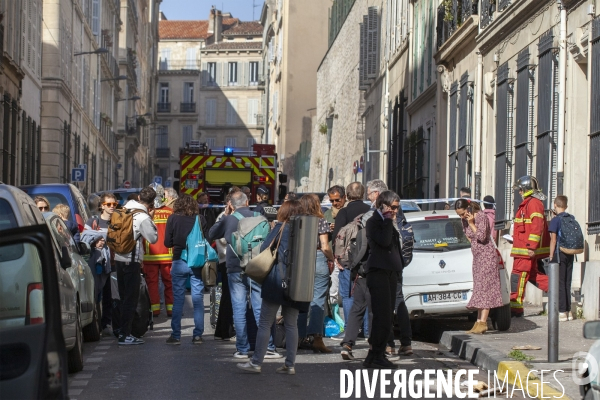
69, 293, 526, 400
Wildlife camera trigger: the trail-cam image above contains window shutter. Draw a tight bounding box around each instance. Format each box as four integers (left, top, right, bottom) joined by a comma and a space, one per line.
182, 125, 193, 147
201, 62, 207, 85
227, 99, 238, 125
221, 62, 227, 86
448, 82, 458, 198
186, 48, 197, 69
366, 6, 379, 79
245, 62, 251, 86
248, 99, 258, 125
92, 0, 100, 35
359, 18, 367, 89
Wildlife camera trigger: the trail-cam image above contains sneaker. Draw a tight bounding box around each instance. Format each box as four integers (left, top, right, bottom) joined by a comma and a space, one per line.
385, 347, 400, 361
237, 361, 261, 373
276, 365, 296, 375
341, 344, 354, 361
330, 332, 345, 341
192, 336, 204, 344
567, 311, 574, 321
265, 349, 283, 359
233, 351, 249, 359
119, 335, 144, 345
559, 312, 568, 322
399, 345, 414, 356
166, 335, 181, 345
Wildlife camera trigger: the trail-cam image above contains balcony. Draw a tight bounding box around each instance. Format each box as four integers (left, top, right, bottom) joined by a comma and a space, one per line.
126, 117, 139, 136
436, 0, 478, 49
157, 102, 171, 113
180, 102, 196, 113
127, 47, 138, 88
156, 148, 170, 158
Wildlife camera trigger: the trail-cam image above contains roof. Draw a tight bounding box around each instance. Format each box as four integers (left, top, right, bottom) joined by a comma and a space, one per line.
202, 42, 263, 51
223, 21, 263, 36
159, 18, 239, 40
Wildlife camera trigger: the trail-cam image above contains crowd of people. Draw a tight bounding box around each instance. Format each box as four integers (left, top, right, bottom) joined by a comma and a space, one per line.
32, 171, 579, 373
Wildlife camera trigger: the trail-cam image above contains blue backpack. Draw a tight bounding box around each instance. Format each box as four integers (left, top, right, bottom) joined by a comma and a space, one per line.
230, 212, 270, 268
558, 213, 584, 255
182, 216, 218, 268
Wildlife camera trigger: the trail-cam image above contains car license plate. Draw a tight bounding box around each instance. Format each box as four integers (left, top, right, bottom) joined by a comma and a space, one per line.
422, 291, 468, 303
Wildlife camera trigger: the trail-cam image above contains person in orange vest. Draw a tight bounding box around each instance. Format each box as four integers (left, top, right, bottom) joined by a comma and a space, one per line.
510, 176, 550, 317
144, 183, 174, 317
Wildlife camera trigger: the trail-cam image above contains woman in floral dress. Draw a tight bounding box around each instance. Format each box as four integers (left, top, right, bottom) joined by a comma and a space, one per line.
455, 198, 503, 334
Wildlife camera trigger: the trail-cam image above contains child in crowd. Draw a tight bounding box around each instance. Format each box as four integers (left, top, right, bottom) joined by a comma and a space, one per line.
52, 203, 80, 244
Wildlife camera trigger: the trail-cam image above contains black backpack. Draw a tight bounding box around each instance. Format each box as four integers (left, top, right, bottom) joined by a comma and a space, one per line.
558, 213, 584, 255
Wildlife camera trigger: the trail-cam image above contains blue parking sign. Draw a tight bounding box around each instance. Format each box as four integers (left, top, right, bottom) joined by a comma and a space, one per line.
71, 168, 86, 182
153, 176, 162, 185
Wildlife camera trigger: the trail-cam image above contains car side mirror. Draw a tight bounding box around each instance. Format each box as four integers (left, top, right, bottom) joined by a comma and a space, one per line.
59, 246, 71, 269
583, 321, 600, 340
78, 241, 91, 256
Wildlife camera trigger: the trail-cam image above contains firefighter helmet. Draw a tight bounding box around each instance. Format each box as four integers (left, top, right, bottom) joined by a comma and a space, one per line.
150, 183, 166, 208
513, 175, 547, 200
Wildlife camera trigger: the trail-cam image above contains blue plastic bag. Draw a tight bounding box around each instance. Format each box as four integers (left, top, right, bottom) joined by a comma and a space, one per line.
324, 316, 341, 338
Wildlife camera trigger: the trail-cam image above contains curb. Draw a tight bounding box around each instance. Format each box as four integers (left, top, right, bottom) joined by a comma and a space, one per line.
439, 331, 570, 399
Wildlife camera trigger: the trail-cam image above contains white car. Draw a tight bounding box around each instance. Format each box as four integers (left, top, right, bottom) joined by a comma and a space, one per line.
402, 210, 512, 331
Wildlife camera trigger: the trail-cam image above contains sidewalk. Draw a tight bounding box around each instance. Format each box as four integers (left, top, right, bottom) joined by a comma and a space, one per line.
440, 305, 593, 400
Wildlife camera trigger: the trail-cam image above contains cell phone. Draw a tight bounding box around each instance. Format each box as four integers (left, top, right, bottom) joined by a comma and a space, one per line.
466, 206, 473, 214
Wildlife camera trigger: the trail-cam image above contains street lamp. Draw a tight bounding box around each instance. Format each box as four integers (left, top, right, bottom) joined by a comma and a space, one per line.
74, 48, 109, 56
101, 75, 127, 82
117, 95, 141, 102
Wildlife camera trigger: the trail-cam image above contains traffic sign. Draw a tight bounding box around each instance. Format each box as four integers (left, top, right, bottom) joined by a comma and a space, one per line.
116, 163, 122, 170
71, 168, 86, 182
165, 180, 172, 188
124, 181, 131, 189
153, 176, 162, 185
353, 161, 358, 175
359, 156, 364, 171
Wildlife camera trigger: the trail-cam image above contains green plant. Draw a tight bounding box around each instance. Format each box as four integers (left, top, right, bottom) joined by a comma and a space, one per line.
319, 123, 328, 135
442, 0, 454, 22
508, 349, 534, 363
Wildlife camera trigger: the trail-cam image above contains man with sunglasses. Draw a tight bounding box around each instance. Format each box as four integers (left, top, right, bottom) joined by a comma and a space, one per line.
324, 185, 346, 319
85, 193, 119, 334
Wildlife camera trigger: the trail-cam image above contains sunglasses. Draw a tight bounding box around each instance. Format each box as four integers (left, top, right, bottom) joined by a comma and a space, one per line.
103, 202, 118, 207
39, 206, 49, 211
331, 198, 343, 203
389, 205, 399, 211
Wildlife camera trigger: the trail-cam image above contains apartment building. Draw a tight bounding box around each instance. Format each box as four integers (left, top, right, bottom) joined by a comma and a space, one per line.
259, 0, 329, 191
0, 0, 43, 186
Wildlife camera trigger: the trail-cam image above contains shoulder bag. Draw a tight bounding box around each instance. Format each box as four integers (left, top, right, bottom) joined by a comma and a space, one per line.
244, 222, 285, 284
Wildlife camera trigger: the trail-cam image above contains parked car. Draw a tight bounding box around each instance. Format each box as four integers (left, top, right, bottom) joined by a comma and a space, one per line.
0, 223, 69, 398
0, 184, 95, 374
20, 183, 92, 232
402, 210, 512, 331
91, 188, 143, 207
581, 321, 600, 400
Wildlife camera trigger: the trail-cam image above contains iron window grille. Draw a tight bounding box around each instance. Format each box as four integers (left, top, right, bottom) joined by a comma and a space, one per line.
588, 18, 600, 234
457, 72, 474, 194
448, 82, 459, 198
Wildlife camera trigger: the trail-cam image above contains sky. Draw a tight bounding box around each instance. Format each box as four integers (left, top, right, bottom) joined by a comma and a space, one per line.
159, 0, 264, 21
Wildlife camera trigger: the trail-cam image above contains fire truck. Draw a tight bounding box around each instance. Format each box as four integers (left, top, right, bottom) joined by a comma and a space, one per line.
177, 141, 280, 204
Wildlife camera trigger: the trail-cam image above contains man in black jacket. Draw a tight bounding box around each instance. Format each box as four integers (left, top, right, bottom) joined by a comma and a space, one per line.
332, 182, 371, 324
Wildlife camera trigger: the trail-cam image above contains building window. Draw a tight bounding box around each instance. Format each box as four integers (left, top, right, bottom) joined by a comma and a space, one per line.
226, 99, 238, 125
159, 83, 169, 103
207, 62, 217, 86
156, 126, 168, 148
447, 82, 458, 198
388, 91, 406, 193
514, 48, 535, 212
182, 125, 193, 147
272, 91, 279, 121
225, 137, 236, 148
205, 98, 216, 125
402, 127, 429, 199
249, 61, 259, 85
183, 82, 194, 103
494, 62, 514, 230
457, 72, 473, 195
185, 47, 197, 69
159, 48, 171, 70
228, 62, 238, 85
588, 19, 600, 234
247, 137, 256, 148
247, 98, 259, 125
206, 137, 216, 149
536, 29, 559, 210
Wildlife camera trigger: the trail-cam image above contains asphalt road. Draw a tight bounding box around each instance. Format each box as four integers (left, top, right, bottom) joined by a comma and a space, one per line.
69, 293, 526, 400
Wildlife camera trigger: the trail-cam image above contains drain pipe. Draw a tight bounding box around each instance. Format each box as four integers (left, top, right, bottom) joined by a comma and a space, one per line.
474, 51, 484, 200
557, 0, 567, 195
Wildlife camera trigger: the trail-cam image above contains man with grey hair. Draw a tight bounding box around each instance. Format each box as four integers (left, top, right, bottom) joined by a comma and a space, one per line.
209, 191, 279, 359
164, 188, 178, 208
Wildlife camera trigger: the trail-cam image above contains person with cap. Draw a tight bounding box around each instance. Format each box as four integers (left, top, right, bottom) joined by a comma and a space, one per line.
510, 176, 550, 317
253, 184, 271, 216
143, 183, 174, 317
482, 195, 497, 241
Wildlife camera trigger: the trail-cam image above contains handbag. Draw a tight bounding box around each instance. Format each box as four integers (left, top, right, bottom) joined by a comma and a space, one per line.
244, 223, 285, 284
202, 261, 218, 287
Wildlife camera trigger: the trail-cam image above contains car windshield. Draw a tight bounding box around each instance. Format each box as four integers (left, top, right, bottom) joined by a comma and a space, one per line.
411, 218, 471, 252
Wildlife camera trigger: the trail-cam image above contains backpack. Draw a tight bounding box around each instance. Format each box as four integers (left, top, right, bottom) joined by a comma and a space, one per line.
181, 216, 208, 268
558, 213, 584, 255
230, 212, 270, 268
334, 214, 366, 269
106, 208, 145, 254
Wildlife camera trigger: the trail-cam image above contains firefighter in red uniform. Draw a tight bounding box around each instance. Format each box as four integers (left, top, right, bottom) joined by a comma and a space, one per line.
144, 184, 174, 317
510, 176, 550, 317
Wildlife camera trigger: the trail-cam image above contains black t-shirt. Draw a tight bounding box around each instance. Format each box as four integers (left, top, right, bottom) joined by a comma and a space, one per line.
86, 215, 110, 230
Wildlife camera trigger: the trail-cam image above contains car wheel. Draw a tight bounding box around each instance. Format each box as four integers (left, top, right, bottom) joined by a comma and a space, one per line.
68, 308, 84, 373
467, 312, 478, 322
491, 304, 512, 331
83, 302, 101, 342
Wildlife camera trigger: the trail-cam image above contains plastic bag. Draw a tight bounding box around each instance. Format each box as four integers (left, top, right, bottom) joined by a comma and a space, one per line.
324, 316, 341, 337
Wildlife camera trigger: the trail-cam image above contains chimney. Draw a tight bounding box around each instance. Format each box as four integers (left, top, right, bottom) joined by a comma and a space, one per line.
214, 9, 223, 43
208, 6, 216, 35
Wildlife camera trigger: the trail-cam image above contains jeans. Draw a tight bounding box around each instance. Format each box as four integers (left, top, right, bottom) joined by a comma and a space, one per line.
558, 252, 574, 312
338, 268, 353, 323
342, 277, 372, 347
116, 261, 141, 338
366, 268, 397, 354
229, 272, 274, 354
298, 251, 330, 337
170, 259, 205, 339
252, 300, 299, 367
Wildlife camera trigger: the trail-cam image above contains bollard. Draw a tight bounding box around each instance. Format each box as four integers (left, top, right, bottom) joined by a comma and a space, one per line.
547, 262, 559, 363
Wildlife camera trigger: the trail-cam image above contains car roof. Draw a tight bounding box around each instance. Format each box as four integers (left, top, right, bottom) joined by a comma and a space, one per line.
0, 184, 46, 227
405, 210, 460, 220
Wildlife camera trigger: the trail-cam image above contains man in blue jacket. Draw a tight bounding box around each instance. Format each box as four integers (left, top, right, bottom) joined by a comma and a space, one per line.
209, 191, 280, 359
